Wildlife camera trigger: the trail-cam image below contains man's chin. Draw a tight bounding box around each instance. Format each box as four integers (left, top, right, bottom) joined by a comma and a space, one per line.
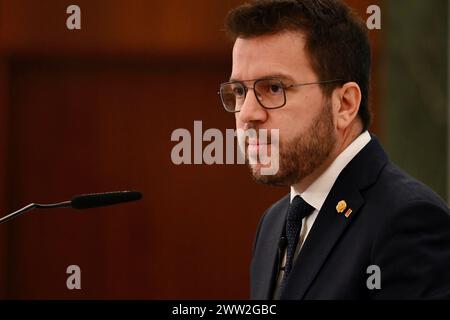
249, 164, 294, 187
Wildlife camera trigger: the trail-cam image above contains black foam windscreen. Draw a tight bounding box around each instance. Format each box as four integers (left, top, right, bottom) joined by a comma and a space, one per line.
71, 191, 142, 209
278, 237, 287, 250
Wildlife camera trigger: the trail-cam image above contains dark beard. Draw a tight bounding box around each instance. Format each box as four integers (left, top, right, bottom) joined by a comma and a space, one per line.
249, 101, 336, 187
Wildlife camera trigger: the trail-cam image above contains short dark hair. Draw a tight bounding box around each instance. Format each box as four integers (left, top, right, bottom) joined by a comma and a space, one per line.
225, 0, 372, 131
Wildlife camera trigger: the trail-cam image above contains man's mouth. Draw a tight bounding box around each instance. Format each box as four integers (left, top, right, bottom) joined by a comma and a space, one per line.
248, 142, 270, 146
247, 138, 271, 146
247, 142, 271, 152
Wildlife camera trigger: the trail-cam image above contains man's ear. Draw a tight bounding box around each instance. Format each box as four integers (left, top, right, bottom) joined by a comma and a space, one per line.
333, 82, 362, 131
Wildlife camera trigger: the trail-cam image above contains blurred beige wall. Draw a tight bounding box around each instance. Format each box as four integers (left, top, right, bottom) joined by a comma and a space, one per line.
382, 0, 449, 204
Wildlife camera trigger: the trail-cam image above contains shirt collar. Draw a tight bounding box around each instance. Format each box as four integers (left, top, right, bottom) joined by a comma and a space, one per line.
290, 131, 371, 211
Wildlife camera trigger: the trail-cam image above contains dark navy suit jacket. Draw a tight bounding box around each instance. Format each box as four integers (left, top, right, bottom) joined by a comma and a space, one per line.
250, 136, 450, 299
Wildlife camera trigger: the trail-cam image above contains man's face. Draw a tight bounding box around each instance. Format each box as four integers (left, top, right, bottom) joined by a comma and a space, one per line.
231, 31, 337, 186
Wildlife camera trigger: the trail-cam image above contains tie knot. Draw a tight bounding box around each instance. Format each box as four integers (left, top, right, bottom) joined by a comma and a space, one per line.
287, 196, 314, 223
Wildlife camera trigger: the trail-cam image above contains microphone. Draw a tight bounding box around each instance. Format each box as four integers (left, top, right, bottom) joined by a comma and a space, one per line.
277, 236, 287, 273
71, 191, 142, 209
278, 237, 287, 251
0, 190, 143, 225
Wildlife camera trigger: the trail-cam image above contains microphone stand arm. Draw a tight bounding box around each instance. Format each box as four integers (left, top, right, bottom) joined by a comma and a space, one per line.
0, 201, 71, 225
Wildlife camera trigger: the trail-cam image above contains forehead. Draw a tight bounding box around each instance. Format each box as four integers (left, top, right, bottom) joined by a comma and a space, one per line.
231, 31, 314, 81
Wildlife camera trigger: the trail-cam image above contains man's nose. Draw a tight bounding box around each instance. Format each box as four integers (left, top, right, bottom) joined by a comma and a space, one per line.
237, 90, 268, 124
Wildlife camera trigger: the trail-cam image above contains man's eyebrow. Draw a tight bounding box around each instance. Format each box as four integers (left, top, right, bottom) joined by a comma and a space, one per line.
229, 73, 295, 82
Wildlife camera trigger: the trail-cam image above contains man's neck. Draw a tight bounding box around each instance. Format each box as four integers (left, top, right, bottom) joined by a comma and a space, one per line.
292, 123, 364, 194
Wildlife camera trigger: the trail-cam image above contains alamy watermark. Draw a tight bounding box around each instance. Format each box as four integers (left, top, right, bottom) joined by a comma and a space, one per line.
170, 121, 280, 176
64, 4, 380, 31
66, 264, 81, 290
66, 5, 81, 30
366, 5, 381, 30
366, 264, 381, 290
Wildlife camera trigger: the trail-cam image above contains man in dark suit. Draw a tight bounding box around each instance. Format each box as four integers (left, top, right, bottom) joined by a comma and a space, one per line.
218, 0, 450, 299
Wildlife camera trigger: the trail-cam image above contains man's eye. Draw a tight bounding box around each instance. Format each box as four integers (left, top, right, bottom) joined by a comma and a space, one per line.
269, 84, 283, 94
258, 80, 284, 95
232, 86, 245, 97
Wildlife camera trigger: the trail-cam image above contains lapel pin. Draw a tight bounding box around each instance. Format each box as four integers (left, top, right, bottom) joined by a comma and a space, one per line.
344, 208, 353, 218
336, 200, 347, 214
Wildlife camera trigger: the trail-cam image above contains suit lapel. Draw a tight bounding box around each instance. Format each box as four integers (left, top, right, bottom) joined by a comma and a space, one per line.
281, 183, 364, 299
257, 197, 289, 299
281, 136, 388, 299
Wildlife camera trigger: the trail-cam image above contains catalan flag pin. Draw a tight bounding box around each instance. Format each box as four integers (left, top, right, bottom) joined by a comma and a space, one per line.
344, 209, 353, 218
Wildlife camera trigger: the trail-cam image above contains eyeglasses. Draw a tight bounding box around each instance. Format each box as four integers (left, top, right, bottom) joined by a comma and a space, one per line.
218, 78, 344, 113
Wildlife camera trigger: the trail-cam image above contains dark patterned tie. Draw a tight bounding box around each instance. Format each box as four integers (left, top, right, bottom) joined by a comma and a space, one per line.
278, 195, 315, 297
